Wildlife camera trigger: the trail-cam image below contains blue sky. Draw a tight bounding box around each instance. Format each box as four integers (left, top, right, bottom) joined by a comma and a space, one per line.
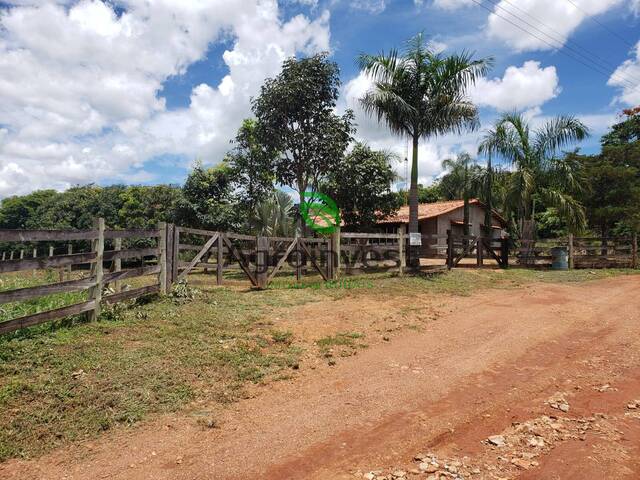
0, 0, 639, 196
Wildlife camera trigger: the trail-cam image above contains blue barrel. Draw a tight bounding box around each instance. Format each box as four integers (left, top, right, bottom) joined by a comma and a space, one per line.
550, 246, 568, 270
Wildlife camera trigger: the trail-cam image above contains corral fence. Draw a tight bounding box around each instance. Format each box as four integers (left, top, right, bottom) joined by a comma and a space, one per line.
0, 219, 165, 335
0, 221, 408, 334
1, 220, 637, 334
516, 234, 638, 269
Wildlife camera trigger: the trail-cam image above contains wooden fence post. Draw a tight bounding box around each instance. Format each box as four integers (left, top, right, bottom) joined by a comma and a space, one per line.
165, 224, 174, 290
32, 247, 37, 277
446, 229, 454, 270
157, 222, 167, 295
331, 226, 341, 280
568, 233, 574, 270
113, 237, 122, 293
501, 237, 509, 269
87, 218, 105, 321
633, 233, 638, 269
476, 237, 484, 267
256, 236, 269, 289
67, 243, 73, 280
295, 237, 302, 282
172, 227, 179, 284
10, 251, 14, 260
398, 225, 405, 276
217, 233, 224, 285
1, 252, 5, 261
20, 249, 24, 260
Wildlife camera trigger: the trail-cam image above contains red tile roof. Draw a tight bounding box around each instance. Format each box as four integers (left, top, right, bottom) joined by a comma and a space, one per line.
378, 199, 506, 225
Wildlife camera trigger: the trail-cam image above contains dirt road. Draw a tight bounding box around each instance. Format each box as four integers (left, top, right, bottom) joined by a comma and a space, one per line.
3, 275, 640, 479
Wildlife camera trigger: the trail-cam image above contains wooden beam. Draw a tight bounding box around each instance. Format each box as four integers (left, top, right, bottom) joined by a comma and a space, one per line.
0, 229, 98, 242
298, 239, 328, 281
103, 229, 160, 239
0, 277, 96, 305
177, 233, 219, 282
0, 300, 96, 335
102, 284, 160, 305
266, 238, 298, 284
222, 234, 257, 286
158, 222, 167, 295
217, 234, 224, 286
0, 252, 97, 274
103, 265, 160, 283
87, 218, 105, 322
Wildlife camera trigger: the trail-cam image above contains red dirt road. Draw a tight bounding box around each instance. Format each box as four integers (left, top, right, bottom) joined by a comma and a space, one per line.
3, 275, 640, 479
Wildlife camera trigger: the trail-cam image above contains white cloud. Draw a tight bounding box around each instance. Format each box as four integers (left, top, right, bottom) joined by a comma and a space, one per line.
0, 0, 331, 196
608, 41, 640, 106
350, 0, 387, 14
470, 61, 560, 111
486, 0, 624, 52
431, 0, 474, 9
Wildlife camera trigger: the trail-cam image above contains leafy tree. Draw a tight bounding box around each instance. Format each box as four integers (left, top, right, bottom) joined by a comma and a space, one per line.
479, 112, 589, 235
0, 190, 58, 229
250, 190, 295, 237
440, 153, 481, 236
175, 161, 239, 231
575, 147, 640, 237
118, 185, 183, 229
252, 53, 355, 198
601, 106, 640, 146
322, 143, 401, 231
358, 33, 491, 265
226, 119, 276, 219
418, 183, 443, 203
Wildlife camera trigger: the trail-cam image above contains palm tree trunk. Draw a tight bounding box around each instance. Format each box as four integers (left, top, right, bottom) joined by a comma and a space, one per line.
409, 134, 420, 269
484, 158, 493, 231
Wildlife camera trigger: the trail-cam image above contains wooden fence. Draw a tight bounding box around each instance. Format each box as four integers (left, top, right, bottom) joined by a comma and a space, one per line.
516, 234, 638, 269
0, 219, 166, 334
1, 220, 637, 334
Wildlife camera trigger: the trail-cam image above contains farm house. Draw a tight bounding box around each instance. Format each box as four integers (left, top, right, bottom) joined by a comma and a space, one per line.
377, 199, 507, 256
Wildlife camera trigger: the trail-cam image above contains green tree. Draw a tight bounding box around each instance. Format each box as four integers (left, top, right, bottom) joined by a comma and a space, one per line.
358, 33, 491, 265
601, 106, 640, 146
440, 153, 481, 236
252, 53, 355, 198
250, 191, 295, 237
479, 113, 589, 235
322, 143, 401, 231
176, 161, 239, 231
118, 185, 183, 229
226, 119, 276, 219
0, 190, 58, 229
418, 183, 443, 203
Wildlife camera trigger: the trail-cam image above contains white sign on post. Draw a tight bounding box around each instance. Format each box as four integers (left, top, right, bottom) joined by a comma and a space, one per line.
409, 232, 422, 246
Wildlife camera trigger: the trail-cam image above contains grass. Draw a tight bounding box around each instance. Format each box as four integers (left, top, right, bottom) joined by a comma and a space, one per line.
316, 332, 367, 360
0, 266, 637, 461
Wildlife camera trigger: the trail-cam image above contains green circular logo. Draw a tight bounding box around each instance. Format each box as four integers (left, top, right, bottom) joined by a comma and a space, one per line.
300, 192, 340, 234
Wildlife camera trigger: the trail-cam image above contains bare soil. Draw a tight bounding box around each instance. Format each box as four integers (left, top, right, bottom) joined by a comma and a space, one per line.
2, 274, 640, 479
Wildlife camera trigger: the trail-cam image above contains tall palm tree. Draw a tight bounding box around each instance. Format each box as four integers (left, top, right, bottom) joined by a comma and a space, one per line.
441, 153, 481, 237
478, 112, 589, 235
358, 33, 492, 267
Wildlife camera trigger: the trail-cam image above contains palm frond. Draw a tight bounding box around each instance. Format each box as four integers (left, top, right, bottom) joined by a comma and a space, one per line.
533, 116, 590, 161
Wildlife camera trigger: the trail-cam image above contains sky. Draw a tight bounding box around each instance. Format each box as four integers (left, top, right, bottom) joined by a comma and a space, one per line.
0, 0, 639, 198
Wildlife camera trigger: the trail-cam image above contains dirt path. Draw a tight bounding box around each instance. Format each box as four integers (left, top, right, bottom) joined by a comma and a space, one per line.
2, 275, 640, 479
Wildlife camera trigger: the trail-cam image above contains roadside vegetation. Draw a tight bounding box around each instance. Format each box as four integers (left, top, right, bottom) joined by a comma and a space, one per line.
0, 268, 638, 461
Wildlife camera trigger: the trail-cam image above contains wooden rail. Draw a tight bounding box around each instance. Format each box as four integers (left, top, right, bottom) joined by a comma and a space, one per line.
0, 220, 167, 335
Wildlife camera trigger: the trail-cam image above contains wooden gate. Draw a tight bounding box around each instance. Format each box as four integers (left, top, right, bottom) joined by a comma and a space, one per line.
446, 231, 509, 269
172, 227, 333, 288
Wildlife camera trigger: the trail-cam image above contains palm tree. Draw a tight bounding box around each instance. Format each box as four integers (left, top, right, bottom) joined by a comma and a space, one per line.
478, 112, 589, 236
358, 33, 492, 267
440, 153, 481, 238
251, 190, 295, 237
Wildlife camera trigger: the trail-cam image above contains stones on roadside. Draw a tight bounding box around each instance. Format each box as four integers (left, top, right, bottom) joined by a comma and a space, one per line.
626, 400, 640, 410
546, 393, 570, 413
487, 435, 506, 447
